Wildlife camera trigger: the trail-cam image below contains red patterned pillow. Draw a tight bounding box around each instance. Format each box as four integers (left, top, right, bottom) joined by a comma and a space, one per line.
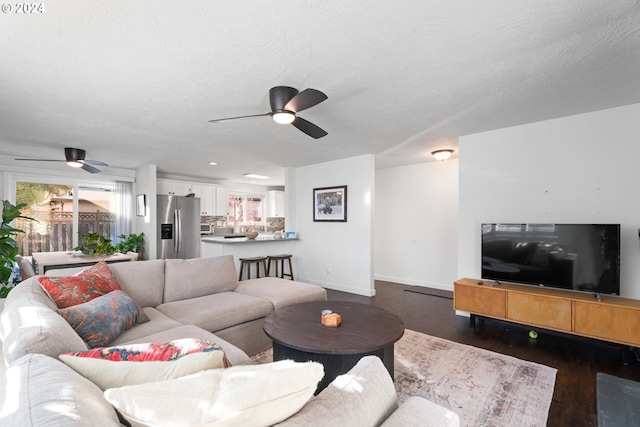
59, 338, 231, 390
39, 261, 122, 308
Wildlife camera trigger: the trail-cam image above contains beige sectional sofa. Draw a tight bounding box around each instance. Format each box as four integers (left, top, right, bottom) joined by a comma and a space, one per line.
0, 254, 459, 426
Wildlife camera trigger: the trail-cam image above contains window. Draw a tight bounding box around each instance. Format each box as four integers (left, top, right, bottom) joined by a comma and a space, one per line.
227, 194, 264, 226
14, 180, 120, 255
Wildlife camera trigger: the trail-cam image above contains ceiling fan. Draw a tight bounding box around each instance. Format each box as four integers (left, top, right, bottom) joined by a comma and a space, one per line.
15, 147, 109, 173
208, 86, 328, 139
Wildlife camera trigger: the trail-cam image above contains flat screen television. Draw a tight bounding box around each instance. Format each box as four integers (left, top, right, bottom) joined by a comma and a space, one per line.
481, 223, 620, 295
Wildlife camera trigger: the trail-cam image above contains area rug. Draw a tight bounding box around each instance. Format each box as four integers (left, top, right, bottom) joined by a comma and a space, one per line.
251, 329, 557, 427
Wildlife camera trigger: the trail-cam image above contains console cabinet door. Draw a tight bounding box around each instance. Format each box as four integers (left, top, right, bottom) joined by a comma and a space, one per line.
454, 282, 506, 318
507, 293, 572, 331
573, 301, 640, 346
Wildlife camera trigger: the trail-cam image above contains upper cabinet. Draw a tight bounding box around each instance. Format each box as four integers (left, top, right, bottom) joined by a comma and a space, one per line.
159, 179, 227, 216
157, 179, 193, 196
267, 190, 285, 217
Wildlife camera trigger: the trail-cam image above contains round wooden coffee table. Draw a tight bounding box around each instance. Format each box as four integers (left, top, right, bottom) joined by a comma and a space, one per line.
263, 301, 405, 393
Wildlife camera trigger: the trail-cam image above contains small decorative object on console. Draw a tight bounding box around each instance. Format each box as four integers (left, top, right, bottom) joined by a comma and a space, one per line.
321, 312, 342, 327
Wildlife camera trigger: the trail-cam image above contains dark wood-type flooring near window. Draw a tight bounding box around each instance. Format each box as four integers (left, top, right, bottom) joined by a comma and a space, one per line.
327, 281, 640, 427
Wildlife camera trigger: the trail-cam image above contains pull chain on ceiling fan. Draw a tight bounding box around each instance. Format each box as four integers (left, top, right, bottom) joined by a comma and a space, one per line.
208, 86, 328, 139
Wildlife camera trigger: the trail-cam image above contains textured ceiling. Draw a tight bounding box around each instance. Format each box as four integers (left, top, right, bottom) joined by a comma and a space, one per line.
1, 1, 639, 185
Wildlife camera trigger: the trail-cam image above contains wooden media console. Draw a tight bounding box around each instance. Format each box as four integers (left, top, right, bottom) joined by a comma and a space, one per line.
454, 278, 640, 348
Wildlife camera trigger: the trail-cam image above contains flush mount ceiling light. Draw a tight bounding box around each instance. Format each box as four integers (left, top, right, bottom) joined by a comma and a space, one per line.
243, 173, 270, 180
208, 161, 218, 166
432, 149, 454, 161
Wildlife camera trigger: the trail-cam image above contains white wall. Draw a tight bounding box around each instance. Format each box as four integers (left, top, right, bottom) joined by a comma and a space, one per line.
293, 155, 375, 296
375, 160, 459, 290
458, 103, 640, 299
134, 164, 157, 260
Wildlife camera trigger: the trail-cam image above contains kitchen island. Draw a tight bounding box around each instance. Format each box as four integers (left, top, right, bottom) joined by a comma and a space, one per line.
201, 235, 299, 275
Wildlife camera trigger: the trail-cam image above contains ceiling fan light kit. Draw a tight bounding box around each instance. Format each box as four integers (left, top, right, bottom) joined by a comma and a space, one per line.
209, 86, 328, 139
272, 111, 296, 124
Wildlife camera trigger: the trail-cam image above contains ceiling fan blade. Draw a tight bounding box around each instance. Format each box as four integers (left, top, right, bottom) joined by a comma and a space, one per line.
291, 117, 328, 139
81, 163, 101, 173
208, 113, 270, 123
82, 159, 109, 166
284, 89, 328, 113
15, 158, 64, 162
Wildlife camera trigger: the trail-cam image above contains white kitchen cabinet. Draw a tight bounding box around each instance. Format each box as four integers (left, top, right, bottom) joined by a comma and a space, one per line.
215, 186, 228, 216
190, 184, 216, 215
267, 190, 285, 217
157, 179, 193, 196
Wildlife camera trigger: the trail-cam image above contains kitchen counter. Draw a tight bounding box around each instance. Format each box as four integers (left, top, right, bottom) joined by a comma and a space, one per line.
201, 235, 299, 274
201, 236, 299, 244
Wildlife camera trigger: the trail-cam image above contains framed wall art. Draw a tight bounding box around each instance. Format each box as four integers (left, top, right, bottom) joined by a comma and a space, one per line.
136, 194, 146, 217
313, 186, 347, 222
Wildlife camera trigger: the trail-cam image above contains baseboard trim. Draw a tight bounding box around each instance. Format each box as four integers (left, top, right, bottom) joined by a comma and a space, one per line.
374, 275, 453, 292
300, 277, 376, 297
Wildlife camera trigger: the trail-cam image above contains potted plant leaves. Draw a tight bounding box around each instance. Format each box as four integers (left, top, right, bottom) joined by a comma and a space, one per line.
0, 200, 36, 298
115, 232, 145, 260
74, 232, 116, 256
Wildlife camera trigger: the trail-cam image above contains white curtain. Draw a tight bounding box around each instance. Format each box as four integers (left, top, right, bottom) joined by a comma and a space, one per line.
113, 181, 132, 243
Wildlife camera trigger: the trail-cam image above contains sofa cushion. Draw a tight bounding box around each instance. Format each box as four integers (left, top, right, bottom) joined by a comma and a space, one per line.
106, 306, 184, 344
58, 290, 150, 348
0, 354, 121, 426
108, 259, 166, 307
104, 360, 324, 427
38, 261, 122, 308
3, 278, 58, 311
275, 356, 399, 427
163, 255, 238, 303
235, 277, 328, 308
156, 291, 273, 332
380, 396, 460, 427
0, 297, 88, 365
59, 338, 231, 390
117, 325, 254, 367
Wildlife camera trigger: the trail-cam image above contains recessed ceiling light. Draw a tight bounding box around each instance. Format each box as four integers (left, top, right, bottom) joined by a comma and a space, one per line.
208, 161, 218, 166
243, 173, 269, 180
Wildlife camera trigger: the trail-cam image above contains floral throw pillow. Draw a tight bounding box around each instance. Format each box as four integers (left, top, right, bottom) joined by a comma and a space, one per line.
39, 261, 122, 309
59, 338, 232, 390
58, 290, 150, 348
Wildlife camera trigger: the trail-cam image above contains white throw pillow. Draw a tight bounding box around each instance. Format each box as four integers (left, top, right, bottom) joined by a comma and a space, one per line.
59, 338, 229, 390
104, 360, 324, 427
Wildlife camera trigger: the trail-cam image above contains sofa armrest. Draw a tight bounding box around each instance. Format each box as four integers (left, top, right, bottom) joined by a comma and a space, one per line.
275, 355, 399, 427
380, 396, 460, 427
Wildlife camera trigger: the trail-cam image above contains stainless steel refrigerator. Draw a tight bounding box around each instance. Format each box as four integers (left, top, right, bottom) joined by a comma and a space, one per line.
157, 195, 201, 259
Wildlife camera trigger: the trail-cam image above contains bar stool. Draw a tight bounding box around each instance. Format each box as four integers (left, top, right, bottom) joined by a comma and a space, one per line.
267, 254, 294, 280
238, 256, 268, 281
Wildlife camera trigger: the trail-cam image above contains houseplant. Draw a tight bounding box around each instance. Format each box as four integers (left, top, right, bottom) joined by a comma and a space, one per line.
115, 232, 145, 260
74, 232, 116, 256
1, 200, 35, 297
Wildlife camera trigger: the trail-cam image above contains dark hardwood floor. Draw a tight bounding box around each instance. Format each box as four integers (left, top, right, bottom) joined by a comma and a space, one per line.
327, 281, 640, 426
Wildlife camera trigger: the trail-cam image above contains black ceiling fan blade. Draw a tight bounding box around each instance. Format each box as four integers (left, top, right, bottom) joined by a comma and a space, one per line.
208, 113, 270, 123
292, 117, 328, 139
82, 159, 109, 166
284, 89, 328, 113
81, 163, 101, 173
15, 158, 64, 162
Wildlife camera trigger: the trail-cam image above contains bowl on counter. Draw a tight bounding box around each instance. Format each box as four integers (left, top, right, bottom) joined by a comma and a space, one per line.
244, 231, 259, 239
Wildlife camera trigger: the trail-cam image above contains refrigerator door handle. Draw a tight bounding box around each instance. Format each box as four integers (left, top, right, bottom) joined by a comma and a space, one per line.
177, 208, 182, 254
174, 209, 180, 253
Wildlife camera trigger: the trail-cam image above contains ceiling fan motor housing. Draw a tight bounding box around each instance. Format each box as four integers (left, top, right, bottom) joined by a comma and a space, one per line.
65, 147, 86, 162
269, 86, 298, 112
